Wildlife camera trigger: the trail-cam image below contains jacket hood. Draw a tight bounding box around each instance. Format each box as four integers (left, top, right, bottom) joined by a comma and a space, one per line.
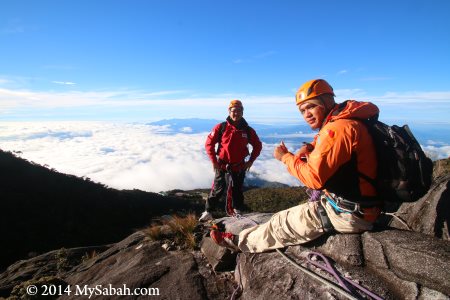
328, 100, 379, 122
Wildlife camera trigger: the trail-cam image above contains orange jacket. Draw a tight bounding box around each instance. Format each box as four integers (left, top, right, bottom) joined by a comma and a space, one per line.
282, 100, 378, 201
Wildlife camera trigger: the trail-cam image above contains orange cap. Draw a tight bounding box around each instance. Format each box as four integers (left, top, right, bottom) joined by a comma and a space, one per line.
229, 99, 243, 109
295, 79, 335, 106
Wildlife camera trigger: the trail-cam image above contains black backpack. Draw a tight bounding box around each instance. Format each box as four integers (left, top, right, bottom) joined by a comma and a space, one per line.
358, 116, 433, 203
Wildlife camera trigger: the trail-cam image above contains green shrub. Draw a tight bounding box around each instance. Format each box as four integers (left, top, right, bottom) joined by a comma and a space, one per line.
244, 187, 309, 213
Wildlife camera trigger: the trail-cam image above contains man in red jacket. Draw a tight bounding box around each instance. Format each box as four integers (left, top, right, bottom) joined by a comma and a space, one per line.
199, 100, 262, 221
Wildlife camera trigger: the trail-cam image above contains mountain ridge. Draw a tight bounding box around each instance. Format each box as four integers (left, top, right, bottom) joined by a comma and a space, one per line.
0, 149, 204, 271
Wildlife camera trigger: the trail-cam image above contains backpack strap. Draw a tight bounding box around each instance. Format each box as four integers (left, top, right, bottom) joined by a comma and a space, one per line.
345, 114, 379, 190
216, 122, 227, 154
358, 171, 377, 189
245, 126, 252, 139
332, 108, 380, 201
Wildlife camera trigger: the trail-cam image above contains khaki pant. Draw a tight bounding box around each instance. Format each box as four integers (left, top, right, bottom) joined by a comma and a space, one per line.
238, 198, 374, 253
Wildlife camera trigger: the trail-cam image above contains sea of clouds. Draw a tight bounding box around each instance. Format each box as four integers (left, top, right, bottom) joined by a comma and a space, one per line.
0, 121, 448, 193
0, 121, 302, 192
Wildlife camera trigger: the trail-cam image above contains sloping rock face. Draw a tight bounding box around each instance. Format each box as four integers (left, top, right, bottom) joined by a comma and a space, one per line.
61, 232, 207, 299
233, 230, 450, 300
1, 231, 240, 300
236, 246, 391, 300
388, 174, 449, 240
1, 162, 449, 299
362, 230, 450, 299
0, 245, 108, 298
0, 232, 228, 300
2, 221, 449, 300
202, 213, 450, 300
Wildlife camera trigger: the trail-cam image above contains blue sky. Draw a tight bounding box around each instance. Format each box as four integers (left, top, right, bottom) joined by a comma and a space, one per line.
1, 0, 450, 123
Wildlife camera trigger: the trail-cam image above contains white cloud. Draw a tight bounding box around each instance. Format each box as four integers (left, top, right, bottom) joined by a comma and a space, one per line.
254, 51, 276, 59
0, 122, 303, 192
333, 88, 367, 100
0, 87, 225, 111
52, 81, 76, 85
0, 78, 11, 85
43, 65, 77, 70
233, 50, 275, 64
422, 145, 450, 161
0, 86, 299, 122
426, 140, 447, 146
337, 70, 348, 75
1, 84, 449, 125
1, 19, 26, 34
0, 122, 448, 193
359, 77, 393, 81
249, 142, 301, 186
373, 91, 450, 104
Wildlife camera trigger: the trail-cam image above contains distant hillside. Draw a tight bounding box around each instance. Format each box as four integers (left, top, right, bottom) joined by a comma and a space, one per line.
0, 150, 203, 271
244, 187, 308, 212
163, 185, 309, 217
244, 176, 289, 188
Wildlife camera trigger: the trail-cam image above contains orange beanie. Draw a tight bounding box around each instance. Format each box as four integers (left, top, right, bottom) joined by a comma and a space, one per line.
229, 99, 243, 109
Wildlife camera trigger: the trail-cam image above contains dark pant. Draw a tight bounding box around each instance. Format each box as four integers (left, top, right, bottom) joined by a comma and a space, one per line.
206, 168, 246, 214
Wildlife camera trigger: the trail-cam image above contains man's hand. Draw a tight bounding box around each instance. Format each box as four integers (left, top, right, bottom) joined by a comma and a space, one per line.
243, 160, 253, 171
294, 143, 313, 161
295, 144, 309, 158
273, 141, 289, 161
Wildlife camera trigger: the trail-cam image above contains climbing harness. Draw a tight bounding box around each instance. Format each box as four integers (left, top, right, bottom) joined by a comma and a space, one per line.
324, 191, 362, 214
324, 190, 412, 230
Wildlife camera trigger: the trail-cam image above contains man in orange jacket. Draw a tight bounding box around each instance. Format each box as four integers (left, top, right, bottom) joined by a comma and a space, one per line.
199, 100, 262, 221
211, 79, 383, 252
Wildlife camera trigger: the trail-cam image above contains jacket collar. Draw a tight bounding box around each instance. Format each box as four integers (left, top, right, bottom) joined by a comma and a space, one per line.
226, 116, 248, 129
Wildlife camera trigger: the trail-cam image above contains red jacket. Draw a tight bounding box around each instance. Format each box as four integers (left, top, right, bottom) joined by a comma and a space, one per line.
205, 117, 262, 171
282, 100, 379, 201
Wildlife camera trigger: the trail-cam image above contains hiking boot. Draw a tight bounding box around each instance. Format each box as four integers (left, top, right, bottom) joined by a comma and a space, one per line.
198, 211, 213, 222
210, 230, 240, 252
